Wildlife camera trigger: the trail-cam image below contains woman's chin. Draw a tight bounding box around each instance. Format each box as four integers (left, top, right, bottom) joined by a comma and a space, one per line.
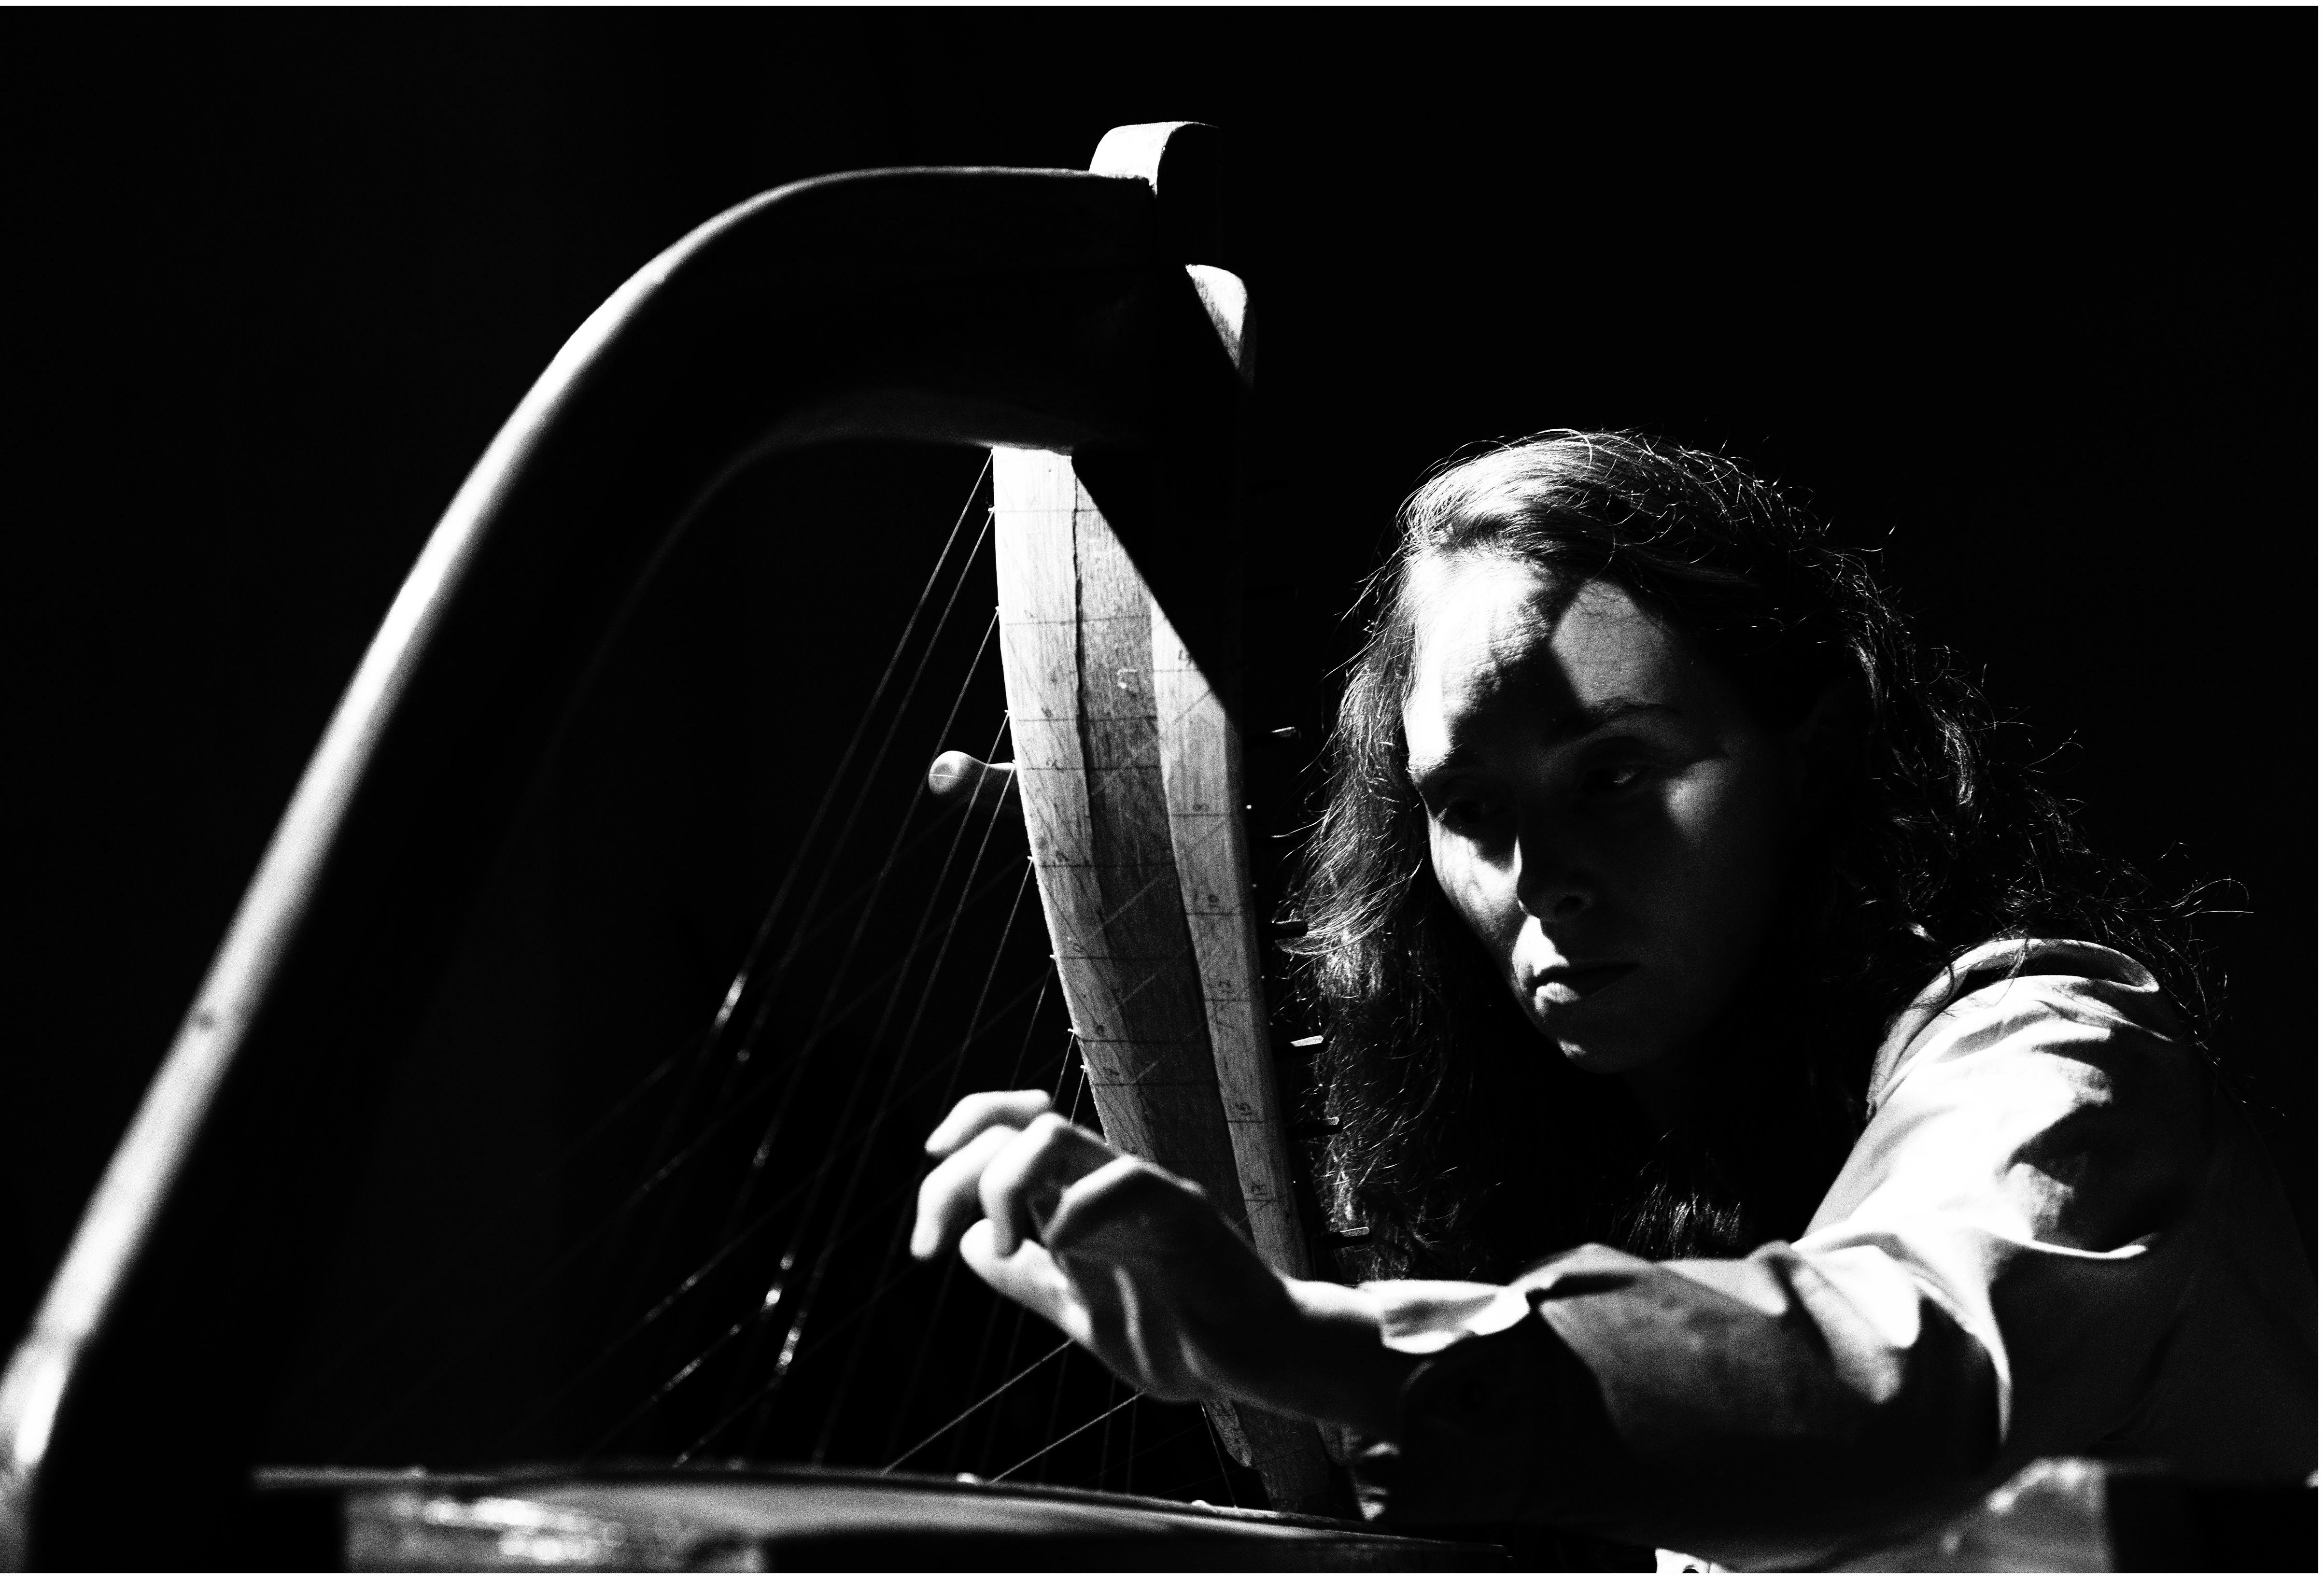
1522, 973, 1692, 1077
1543, 1027, 1659, 1076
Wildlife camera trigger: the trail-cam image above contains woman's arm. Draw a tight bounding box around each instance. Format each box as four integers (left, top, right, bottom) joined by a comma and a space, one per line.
911, 948, 2250, 1567
911, 1089, 1419, 1436
1360, 946, 2231, 1566
1361, 1240, 2002, 1565
910, 1091, 1997, 1567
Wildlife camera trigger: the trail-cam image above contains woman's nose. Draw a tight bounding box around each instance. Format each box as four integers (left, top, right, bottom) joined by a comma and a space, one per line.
1513, 820, 1593, 923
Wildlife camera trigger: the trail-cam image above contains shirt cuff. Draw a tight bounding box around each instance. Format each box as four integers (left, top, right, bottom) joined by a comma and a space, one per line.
1362, 1278, 1537, 1353
1354, 1285, 1622, 1529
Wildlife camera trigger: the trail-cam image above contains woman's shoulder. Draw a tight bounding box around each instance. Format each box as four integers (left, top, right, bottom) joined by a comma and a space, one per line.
1810, 939, 2311, 1484
1864, 937, 2191, 1116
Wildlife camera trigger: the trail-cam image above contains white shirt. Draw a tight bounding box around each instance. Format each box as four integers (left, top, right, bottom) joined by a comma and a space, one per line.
1357, 939, 2314, 1568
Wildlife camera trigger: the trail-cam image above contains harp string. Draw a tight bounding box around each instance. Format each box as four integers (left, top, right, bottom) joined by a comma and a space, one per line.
641, 706, 1243, 1465
535, 483, 1012, 1436
677, 945, 1050, 1461
883, 614, 1284, 1489
594, 466, 1001, 1283
1113, 1381, 1134, 1493
693, 1047, 1088, 1476
332, 447, 1264, 1496
283, 757, 1010, 1428
621, 761, 1249, 1476
857, 603, 1278, 1483
310, 460, 1001, 1460
963, 1066, 1094, 1473
319, 852, 1035, 1461
701, 457, 996, 1053
662, 987, 1073, 1466
874, 1021, 1077, 1476
1098, 1373, 1119, 1489
1033, 1331, 1079, 1483
876, 1338, 1075, 1474
583, 486, 1001, 1320
566, 699, 1022, 1460
852, 989, 1054, 1484
804, 857, 1042, 1462
937, 1055, 1086, 1475
574, 844, 1038, 1289
995, 1384, 1143, 1484
679, 634, 1012, 1437
873, 972, 1052, 1467
758, 687, 1012, 1295
684, 532, 1001, 1268
494, 931, 1042, 1465
590, 636, 1055, 1459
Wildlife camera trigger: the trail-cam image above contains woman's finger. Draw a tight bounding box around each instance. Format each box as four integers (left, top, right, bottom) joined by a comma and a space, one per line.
961, 1223, 1184, 1398
925, 1088, 1053, 1159
1043, 1154, 1208, 1259
1042, 1156, 1291, 1398
1111, 1261, 1214, 1402
965, 1222, 1213, 1401
958, 1220, 1091, 1346
910, 1124, 1016, 1260
977, 1113, 1117, 1256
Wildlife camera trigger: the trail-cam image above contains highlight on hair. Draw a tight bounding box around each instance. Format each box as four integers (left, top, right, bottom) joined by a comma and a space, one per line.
1286, 430, 2215, 1279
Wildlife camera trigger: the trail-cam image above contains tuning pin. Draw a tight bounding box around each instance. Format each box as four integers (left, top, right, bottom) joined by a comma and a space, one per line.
926, 751, 1018, 815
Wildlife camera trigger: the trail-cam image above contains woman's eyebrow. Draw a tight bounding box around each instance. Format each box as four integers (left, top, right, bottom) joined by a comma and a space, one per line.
1543, 697, 1682, 742
1405, 747, 1466, 785
1406, 700, 1680, 787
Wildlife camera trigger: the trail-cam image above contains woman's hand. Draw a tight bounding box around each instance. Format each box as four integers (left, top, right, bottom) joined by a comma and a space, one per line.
911, 1090, 1298, 1403
911, 1090, 1417, 1435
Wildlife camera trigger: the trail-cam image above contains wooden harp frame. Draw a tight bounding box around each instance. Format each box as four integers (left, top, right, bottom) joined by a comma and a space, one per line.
0, 123, 1347, 1565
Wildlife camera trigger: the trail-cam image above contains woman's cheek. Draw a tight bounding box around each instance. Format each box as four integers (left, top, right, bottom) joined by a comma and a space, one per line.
1666, 761, 1761, 869
1667, 759, 1789, 962
1430, 836, 1507, 954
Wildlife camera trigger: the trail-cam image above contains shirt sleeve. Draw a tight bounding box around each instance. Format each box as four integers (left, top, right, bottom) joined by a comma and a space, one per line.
1352, 941, 2211, 1569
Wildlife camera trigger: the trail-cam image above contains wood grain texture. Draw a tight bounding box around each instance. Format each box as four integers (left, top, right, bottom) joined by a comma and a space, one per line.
972, 121, 1346, 1523
992, 449, 1244, 1229
1151, 601, 1310, 1283
994, 445, 1344, 1517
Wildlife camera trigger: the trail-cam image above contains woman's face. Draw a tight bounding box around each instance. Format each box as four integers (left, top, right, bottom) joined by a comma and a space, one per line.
1401, 552, 1808, 1080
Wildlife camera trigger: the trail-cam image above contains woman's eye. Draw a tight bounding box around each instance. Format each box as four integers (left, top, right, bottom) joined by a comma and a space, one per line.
1583, 760, 1658, 796
1432, 795, 1496, 832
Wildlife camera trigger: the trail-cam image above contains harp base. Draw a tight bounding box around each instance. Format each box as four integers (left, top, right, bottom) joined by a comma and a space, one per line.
257, 1463, 1500, 1572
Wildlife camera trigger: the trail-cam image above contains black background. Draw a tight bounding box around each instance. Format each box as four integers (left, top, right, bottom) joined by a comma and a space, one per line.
2, 9, 2313, 1388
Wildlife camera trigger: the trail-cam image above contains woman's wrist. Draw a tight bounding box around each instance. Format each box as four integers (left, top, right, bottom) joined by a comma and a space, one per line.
1217, 1276, 1416, 1438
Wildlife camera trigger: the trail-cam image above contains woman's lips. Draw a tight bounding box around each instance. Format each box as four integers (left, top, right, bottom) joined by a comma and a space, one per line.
1529, 962, 1638, 1006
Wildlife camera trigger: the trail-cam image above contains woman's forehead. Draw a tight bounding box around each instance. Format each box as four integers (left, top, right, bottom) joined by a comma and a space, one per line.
1402, 553, 1693, 722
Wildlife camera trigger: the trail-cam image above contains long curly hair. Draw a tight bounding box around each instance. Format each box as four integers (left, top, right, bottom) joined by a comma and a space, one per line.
1286, 431, 2214, 1280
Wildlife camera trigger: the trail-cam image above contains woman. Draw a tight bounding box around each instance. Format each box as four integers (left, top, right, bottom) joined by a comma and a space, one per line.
909, 432, 2313, 1567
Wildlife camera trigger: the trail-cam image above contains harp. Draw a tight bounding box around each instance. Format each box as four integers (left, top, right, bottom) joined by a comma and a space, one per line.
0, 125, 1475, 1569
